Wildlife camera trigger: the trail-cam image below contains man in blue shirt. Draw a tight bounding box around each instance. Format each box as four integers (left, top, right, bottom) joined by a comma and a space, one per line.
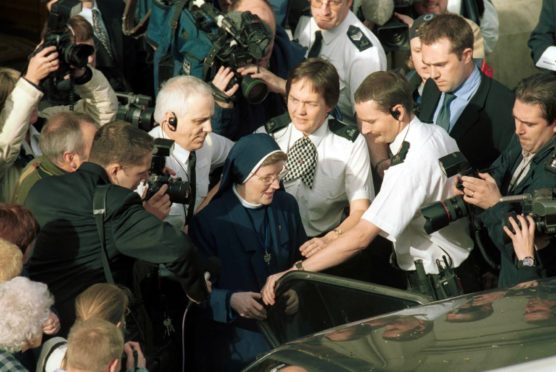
418, 13, 514, 171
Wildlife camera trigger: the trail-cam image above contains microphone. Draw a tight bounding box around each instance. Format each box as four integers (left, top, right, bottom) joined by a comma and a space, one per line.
360, 0, 395, 27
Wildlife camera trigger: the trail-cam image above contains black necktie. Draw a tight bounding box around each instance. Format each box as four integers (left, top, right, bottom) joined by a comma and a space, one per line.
186, 151, 196, 225
307, 30, 323, 58
437, 92, 457, 132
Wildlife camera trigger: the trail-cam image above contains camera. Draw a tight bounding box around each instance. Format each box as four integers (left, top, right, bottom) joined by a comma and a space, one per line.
191, 2, 272, 104
374, 1, 413, 53
500, 188, 556, 235
421, 152, 477, 234
147, 138, 191, 205
116, 92, 155, 132
38, 0, 94, 92
355, 0, 415, 53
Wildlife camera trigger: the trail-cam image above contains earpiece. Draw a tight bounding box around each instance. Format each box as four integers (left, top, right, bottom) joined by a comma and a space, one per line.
168, 112, 178, 131
390, 108, 401, 120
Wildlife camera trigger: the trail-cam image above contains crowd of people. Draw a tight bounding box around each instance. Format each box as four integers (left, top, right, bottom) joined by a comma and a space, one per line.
1, 0, 556, 371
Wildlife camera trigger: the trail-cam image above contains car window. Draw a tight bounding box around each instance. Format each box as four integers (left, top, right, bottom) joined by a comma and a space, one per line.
260, 271, 429, 346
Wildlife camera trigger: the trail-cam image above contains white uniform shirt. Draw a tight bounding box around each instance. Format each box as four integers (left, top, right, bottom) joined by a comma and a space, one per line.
294, 11, 387, 125
149, 126, 233, 228
362, 117, 473, 274
260, 117, 373, 236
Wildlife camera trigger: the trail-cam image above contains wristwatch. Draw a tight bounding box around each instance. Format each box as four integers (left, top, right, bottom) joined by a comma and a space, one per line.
517, 256, 535, 268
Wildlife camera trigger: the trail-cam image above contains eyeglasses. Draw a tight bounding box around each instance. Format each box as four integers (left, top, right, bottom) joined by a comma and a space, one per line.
254, 166, 289, 186
311, 0, 345, 9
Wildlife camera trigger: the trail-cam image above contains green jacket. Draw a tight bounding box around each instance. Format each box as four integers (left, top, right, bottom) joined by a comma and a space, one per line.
480, 136, 556, 288
25, 162, 209, 333
13, 155, 66, 204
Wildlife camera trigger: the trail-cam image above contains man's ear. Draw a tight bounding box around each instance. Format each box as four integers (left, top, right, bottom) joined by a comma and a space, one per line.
62, 151, 73, 163
62, 151, 79, 170
461, 47, 473, 64
108, 357, 120, 372
105, 163, 123, 185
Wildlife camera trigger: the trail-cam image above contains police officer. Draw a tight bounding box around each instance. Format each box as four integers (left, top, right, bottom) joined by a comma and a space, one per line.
259, 59, 372, 251
261, 71, 475, 304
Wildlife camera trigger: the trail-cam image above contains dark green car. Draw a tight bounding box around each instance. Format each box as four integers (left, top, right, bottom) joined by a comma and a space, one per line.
245, 272, 556, 371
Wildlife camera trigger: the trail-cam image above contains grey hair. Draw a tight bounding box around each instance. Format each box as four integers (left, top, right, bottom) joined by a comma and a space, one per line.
0, 277, 53, 352
39, 112, 99, 164
153, 75, 214, 124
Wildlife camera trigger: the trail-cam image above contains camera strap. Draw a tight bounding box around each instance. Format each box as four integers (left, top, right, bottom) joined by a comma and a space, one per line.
93, 185, 115, 283
122, 0, 151, 37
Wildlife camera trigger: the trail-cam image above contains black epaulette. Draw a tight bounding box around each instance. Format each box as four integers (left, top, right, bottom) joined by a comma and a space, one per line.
347, 25, 373, 52
265, 112, 291, 134
328, 118, 359, 142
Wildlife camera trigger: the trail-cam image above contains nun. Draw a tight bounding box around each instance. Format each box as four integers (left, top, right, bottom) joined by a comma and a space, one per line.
189, 133, 306, 371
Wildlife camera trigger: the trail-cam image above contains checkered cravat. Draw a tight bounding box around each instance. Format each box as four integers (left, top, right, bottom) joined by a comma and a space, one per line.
283, 137, 317, 188
92, 9, 113, 59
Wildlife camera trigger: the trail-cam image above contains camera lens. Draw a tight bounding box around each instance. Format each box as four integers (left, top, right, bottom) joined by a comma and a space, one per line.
241, 75, 269, 105
421, 195, 468, 234
166, 179, 190, 205
65, 44, 94, 68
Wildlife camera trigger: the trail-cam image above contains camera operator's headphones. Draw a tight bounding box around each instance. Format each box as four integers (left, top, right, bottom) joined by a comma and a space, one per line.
168, 112, 178, 131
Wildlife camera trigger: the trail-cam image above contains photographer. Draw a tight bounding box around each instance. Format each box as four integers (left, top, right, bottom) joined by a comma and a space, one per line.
0, 46, 58, 202
460, 73, 556, 288
211, 0, 305, 141
24, 121, 210, 334
40, 15, 119, 127
261, 71, 475, 305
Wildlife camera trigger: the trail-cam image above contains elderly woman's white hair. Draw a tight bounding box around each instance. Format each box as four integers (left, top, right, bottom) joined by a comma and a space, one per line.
153, 75, 214, 124
0, 276, 53, 352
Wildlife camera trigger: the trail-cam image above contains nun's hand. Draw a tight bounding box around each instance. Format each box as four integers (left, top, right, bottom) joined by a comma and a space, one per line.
299, 238, 327, 258
230, 292, 267, 320
261, 270, 288, 306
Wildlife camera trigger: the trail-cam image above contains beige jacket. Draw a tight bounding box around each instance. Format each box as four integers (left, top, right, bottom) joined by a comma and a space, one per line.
41, 67, 118, 126
0, 78, 43, 202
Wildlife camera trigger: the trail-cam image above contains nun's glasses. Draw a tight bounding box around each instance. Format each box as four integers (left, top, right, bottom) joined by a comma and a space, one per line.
255, 166, 289, 186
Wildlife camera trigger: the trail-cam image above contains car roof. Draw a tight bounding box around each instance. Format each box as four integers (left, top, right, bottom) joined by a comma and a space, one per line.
246, 278, 556, 371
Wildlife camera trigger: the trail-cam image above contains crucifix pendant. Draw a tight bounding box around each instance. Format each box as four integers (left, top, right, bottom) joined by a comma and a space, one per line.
264, 250, 272, 266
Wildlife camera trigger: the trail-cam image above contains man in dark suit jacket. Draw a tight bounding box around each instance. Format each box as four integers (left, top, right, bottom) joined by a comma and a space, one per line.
25, 121, 209, 334
68, 0, 146, 93
529, 0, 556, 73
418, 13, 514, 170
457, 73, 556, 288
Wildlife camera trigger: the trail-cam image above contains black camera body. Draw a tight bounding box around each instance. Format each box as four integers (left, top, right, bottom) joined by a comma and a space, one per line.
422, 152, 477, 234
38, 0, 94, 92
192, 2, 272, 104
374, 1, 412, 53
147, 138, 190, 205
502, 188, 556, 235
116, 92, 155, 132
